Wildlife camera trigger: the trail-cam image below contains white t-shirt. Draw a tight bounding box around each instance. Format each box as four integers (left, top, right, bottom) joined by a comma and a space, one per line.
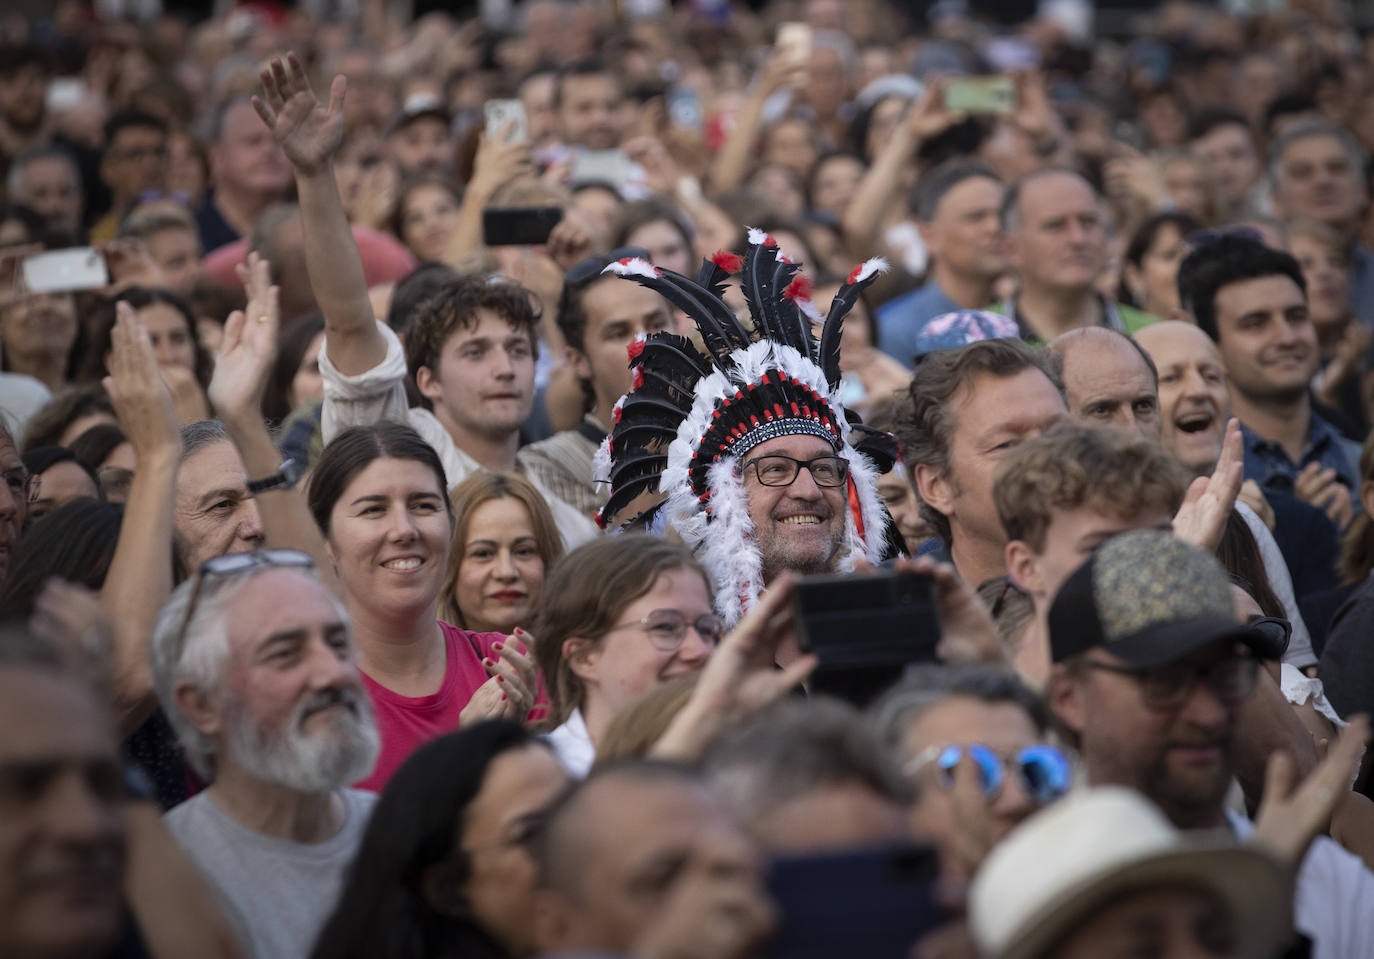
548, 707, 595, 778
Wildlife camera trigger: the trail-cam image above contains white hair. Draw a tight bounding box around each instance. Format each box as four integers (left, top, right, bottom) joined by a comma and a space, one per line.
149, 564, 352, 780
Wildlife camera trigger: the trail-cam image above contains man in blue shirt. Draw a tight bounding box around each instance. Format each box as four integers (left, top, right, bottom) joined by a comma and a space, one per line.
875, 162, 1006, 366
1178, 233, 1359, 529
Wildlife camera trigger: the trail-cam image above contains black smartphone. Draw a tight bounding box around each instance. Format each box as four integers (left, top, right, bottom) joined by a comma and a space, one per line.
767, 842, 945, 959
793, 569, 941, 708
793, 569, 940, 669
481, 206, 564, 246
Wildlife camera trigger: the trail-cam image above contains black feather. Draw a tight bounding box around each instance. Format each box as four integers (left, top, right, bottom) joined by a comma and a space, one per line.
609, 265, 748, 366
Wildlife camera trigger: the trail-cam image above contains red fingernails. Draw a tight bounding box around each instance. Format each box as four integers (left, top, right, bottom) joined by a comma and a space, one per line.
493, 641, 504, 652
482, 658, 495, 668
500, 693, 507, 702
496, 675, 505, 683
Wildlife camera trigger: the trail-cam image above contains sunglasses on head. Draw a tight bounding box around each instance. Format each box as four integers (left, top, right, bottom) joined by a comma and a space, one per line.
908, 743, 1073, 805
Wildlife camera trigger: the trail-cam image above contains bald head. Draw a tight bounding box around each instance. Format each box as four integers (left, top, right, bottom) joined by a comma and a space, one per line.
1049, 328, 1161, 441
1134, 321, 1232, 475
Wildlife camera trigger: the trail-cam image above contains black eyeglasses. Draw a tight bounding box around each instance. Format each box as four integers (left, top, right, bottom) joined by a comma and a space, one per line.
742, 454, 849, 488
1084, 653, 1259, 711
603, 608, 726, 652
564, 246, 652, 286
174, 549, 316, 653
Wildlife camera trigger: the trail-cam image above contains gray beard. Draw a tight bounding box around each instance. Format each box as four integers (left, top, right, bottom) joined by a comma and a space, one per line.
225, 687, 381, 794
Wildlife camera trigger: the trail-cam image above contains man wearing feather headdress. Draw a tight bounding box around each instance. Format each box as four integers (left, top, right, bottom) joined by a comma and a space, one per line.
594, 229, 891, 628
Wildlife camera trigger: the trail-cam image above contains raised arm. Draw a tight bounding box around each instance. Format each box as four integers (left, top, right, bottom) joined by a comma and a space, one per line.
101, 301, 181, 733
446, 124, 534, 266
254, 53, 382, 376
209, 252, 341, 594
707, 53, 806, 195
842, 80, 963, 262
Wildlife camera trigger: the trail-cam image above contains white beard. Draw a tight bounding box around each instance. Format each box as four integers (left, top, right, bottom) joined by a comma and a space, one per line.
224, 686, 381, 793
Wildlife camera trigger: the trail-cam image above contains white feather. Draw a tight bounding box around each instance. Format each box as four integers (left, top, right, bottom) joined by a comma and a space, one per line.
747, 226, 770, 247
850, 257, 890, 285
601, 257, 660, 280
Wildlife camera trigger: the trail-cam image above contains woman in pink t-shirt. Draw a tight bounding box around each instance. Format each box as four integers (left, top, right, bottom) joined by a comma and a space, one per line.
308, 422, 539, 790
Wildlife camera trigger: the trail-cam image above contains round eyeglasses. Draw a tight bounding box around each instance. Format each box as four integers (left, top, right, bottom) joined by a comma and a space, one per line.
602, 608, 725, 652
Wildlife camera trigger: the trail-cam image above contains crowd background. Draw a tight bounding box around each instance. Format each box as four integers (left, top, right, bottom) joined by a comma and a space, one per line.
7, 1, 1374, 958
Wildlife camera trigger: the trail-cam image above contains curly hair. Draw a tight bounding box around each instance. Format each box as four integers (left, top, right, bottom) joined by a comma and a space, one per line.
404, 274, 541, 411
993, 424, 1188, 553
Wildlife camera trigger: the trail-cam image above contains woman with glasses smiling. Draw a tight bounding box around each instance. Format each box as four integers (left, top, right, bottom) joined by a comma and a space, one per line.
533, 534, 721, 776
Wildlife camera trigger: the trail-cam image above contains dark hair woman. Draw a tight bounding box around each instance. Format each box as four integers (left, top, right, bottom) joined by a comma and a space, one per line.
310, 721, 569, 959
307, 423, 541, 791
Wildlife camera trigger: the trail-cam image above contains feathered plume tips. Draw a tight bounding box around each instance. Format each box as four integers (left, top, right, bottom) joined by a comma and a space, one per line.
697, 250, 742, 305
819, 257, 890, 390
742, 229, 799, 348
603, 257, 661, 280
746, 227, 775, 248
606, 258, 749, 368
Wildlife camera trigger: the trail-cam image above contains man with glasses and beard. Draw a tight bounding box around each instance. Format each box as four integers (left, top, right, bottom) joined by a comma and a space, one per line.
150, 550, 381, 959
1047, 530, 1374, 958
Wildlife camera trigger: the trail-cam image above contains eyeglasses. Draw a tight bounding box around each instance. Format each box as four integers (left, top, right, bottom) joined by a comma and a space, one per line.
602, 608, 726, 652
564, 246, 652, 286
906, 743, 1072, 805
742, 454, 849, 488
174, 549, 315, 654
1084, 653, 1259, 712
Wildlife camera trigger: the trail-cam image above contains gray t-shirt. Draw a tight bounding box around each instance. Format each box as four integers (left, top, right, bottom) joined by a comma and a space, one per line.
164, 789, 376, 959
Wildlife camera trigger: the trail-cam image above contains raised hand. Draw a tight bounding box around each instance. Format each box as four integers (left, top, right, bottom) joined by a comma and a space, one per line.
103, 301, 181, 458
208, 251, 279, 422
253, 52, 346, 176
467, 125, 534, 202
1172, 417, 1244, 551
1254, 714, 1370, 866
904, 78, 967, 146
651, 577, 816, 761
1294, 461, 1355, 530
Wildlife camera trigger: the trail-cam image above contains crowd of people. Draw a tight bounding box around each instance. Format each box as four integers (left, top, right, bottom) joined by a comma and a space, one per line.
6, 0, 1374, 957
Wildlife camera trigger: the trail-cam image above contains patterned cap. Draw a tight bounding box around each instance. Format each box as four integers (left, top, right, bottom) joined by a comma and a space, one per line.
1048, 530, 1265, 666
915, 310, 1019, 357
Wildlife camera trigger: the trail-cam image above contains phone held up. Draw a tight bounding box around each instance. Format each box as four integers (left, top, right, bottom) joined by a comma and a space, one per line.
481, 206, 564, 247
20, 248, 110, 294
792, 569, 941, 708
943, 76, 1016, 115
483, 99, 528, 144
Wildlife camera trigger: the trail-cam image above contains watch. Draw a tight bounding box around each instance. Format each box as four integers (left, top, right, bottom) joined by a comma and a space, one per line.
246, 458, 304, 494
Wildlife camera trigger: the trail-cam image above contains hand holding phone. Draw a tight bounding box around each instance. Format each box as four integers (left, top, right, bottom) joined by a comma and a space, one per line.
943, 76, 1016, 115
21, 248, 110, 294
481, 206, 564, 246
777, 22, 812, 67
484, 99, 528, 144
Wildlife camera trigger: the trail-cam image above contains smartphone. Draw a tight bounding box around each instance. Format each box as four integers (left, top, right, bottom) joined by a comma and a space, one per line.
484, 98, 528, 144
569, 148, 635, 185
794, 569, 941, 669
768, 842, 945, 959
777, 22, 812, 66
666, 86, 703, 131
482, 206, 564, 246
21, 248, 109, 294
944, 76, 1016, 115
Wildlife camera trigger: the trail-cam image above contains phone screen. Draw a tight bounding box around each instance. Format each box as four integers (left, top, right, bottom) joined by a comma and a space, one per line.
484, 99, 528, 144
943, 76, 1016, 115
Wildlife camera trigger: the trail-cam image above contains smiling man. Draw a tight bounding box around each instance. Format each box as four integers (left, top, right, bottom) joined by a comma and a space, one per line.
1177, 233, 1360, 528
595, 235, 891, 626
152, 555, 380, 959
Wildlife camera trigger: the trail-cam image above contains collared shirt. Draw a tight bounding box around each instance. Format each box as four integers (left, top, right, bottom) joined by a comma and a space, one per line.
1346, 243, 1374, 330
1238, 411, 1362, 497
875, 281, 963, 367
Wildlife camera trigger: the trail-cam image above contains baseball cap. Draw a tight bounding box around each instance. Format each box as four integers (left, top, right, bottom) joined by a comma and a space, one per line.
914, 309, 1019, 357
1048, 529, 1267, 667
389, 92, 452, 135
970, 787, 1292, 959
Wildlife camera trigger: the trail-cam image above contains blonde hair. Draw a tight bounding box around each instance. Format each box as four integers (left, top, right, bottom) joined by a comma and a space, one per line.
592, 673, 700, 768
439, 472, 565, 627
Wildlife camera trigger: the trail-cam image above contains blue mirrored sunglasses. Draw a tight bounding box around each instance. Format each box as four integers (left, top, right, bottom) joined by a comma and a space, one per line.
934, 743, 1072, 805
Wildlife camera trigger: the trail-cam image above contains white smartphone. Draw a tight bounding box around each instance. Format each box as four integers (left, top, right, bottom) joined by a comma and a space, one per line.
569, 149, 635, 185
22, 248, 109, 294
484, 99, 528, 144
777, 22, 813, 66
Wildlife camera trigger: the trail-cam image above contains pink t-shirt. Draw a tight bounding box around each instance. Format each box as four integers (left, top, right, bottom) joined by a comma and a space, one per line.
354, 623, 504, 792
